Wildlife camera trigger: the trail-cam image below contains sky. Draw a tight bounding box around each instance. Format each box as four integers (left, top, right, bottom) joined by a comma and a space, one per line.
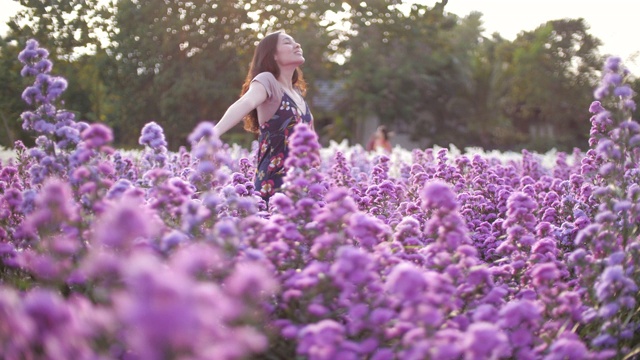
1, 0, 639, 73
429, 0, 640, 73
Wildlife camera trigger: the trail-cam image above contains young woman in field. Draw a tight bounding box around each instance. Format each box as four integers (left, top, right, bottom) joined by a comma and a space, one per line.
366, 125, 392, 153
213, 31, 313, 201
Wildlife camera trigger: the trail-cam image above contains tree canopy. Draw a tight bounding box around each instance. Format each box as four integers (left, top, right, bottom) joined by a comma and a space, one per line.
0, 0, 609, 152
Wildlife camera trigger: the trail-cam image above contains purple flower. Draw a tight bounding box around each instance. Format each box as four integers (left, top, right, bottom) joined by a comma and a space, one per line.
623, 99, 636, 111
3, 188, 23, 210
0, 287, 36, 355
284, 123, 321, 170
504, 192, 537, 226
20, 65, 39, 77
45, 76, 68, 101
613, 85, 633, 98
606, 251, 625, 266
498, 299, 541, 329
139, 121, 168, 149
431, 329, 463, 360
23, 288, 69, 329
604, 56, 621, 72
297, 320, 352, 360
33, 120, 55, 134
188, 121, 217, 144
594, 85, 609, 100
543, 334, 589, 360
104, 179, 133, 200
466, 266, 492, 287
160, 230, 189, 251
530, 262, 560, 287
393, 216, 423, 245
472, 304, 498, 322
1, 165, 18, 180
598, 302, 619, 318
225, 262, 279, 299
168, 242, 226, 277
81, 123, 113, 149
531, 238, 557, 257
595, 265, 638, 302
385, 262, 428, 302
330, 246, 375, 286
113, 251, 268, 359
18, 251, 61, 280
481, 285, 508, 305
421, 180, 457, 212
187, 122, 231, 190
21, 86, 42, 105
330, 151, 356, 188
23, 178, 78, 233
306, 303, 329, 317
371, 348, 395, 360
346, 212, 389, 248
55, 125, 81, 148
270, 193, 295, 214
34, 59, 53, 73
94, 196, 160, 250
602, 73, 622, 87
18, 39, 47, 64
463, 322, 511, 359
369, 308, 395, 326
314, 188, 357, 225
18, 48, 39, 64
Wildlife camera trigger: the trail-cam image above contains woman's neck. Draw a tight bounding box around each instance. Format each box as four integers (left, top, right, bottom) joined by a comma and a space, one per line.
277, 67, 296, 91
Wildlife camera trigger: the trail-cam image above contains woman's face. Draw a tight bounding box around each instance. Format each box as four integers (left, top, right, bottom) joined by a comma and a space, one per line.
274, 33, 304, 67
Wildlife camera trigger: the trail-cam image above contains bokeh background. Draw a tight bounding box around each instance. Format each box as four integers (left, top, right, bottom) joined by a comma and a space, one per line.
1, 0, 640, 152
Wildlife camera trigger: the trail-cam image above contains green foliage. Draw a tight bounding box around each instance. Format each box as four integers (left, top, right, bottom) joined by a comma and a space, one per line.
0, 0, 607, 152
0, 0, 117, 148
629, 77, 640, 120
463, 32, 516, 149
500, 19, 602, 152
11, 0, 110, 56
339, 1, 475, 147
0, 37, 31, 147
106, 0, 258, 148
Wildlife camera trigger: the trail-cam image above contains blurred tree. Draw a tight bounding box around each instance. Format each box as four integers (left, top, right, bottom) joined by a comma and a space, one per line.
0, 37, 31, 147
451, 17, 517, 150
9, 0, 112, 57
336, 0, 483, 147
499, 19, 602, 151
108, 0, 260, 148
0, 0, 117, 147
0, 0, 608, 152
630, 77, 640, 121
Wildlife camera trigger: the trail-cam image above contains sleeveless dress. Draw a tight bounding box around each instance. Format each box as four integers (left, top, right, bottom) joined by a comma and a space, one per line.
255, 92, 313, 200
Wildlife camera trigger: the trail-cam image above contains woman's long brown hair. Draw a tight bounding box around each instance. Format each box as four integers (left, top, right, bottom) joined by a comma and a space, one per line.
241, 31, 307, 133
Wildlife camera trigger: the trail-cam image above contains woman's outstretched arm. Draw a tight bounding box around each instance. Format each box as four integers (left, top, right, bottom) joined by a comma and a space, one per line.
213, 82, 268, 136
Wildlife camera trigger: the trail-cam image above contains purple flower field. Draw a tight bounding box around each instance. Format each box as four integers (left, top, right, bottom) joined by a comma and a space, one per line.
1, 39, 639, 360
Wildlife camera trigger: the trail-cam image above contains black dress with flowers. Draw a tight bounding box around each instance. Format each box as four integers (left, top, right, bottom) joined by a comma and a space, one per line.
255, 93, 313, 200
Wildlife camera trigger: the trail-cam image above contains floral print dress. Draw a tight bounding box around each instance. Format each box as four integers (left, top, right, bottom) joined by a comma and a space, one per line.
255, 92, 312, 200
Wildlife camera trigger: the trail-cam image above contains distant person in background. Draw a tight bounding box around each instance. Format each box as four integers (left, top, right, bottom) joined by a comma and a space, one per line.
213, 31, 313, 202
366, 125, 392, 153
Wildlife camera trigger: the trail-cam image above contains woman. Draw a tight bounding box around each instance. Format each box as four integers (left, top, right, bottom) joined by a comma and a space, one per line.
366, 125, 392, 153
213, 31, 313, 201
